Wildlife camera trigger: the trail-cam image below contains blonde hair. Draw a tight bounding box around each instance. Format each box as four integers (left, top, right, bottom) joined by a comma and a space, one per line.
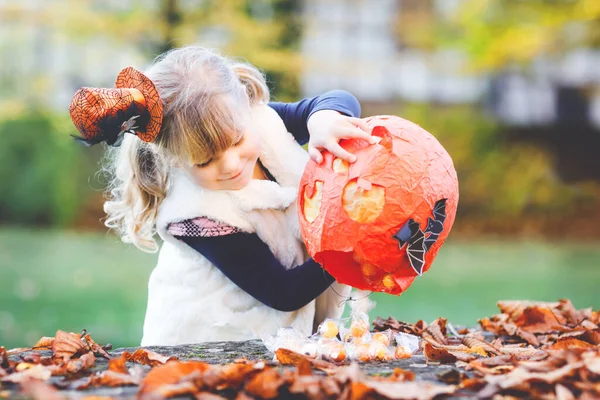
103, 46, 270, 252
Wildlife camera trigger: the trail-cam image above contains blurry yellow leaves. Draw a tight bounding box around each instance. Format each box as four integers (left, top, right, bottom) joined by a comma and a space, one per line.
450, 0, 600, 72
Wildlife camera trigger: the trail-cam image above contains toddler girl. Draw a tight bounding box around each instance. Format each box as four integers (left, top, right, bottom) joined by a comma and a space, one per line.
69, 45, 375, 345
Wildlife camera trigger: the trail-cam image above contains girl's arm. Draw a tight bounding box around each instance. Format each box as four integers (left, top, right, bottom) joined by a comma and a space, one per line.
177, 232, 335, 312
268, 90, 361, 145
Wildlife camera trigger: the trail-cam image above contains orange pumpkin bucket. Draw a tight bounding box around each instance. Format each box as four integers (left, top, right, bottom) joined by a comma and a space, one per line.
298, 116, 459, 295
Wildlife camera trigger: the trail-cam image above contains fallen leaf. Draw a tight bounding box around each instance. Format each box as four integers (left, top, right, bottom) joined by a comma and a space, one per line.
77, 370, 141, 389
32, 337, 54, 350
423, 343, 457, 364
52, 331, 88, 361
363, 379, 456, 400
244, 368, 284, 399
274, 348, 337, 373
122, 348, 176, 366
108, 355, 127, 374
515, 306, 568, 333
19, 379, 64, 400
1, 364, 52, 383
83, 334, 110, 359
555, 383, 576, 400
139, 360, 210, 396
548, 338, 596, 350
196, 393, 228, 400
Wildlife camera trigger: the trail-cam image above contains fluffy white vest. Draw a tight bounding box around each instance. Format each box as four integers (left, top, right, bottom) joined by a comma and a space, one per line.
141, 104, 351, 346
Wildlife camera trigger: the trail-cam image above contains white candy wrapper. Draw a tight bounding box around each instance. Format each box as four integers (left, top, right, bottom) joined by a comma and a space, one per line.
394, 332, 420, 354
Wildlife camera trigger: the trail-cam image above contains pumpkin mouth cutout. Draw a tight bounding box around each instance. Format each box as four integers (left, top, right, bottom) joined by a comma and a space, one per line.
302, 180, 323, 223
315, 250, 399, 293
342, 178, 385, 223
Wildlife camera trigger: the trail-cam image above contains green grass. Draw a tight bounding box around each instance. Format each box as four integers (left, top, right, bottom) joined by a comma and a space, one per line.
0, 228, 598, 349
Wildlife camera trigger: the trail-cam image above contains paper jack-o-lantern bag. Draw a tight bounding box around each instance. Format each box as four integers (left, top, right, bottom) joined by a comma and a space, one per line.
299, 116, 459, 295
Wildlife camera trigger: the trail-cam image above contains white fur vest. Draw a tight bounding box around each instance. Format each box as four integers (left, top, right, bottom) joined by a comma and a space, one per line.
141, 104, 351, 346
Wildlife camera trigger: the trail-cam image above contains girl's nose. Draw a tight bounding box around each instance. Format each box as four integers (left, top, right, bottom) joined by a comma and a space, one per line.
219, 149, 241, 176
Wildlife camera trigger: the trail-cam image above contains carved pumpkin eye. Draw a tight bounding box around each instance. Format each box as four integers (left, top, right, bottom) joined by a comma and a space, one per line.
302, 180, 323, 223
332, 157, 349, 173
342, 179, 385, 223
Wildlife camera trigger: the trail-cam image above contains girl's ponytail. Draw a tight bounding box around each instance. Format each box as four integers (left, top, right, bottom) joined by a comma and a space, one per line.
103, 136, 168, 253
231, 62, 270, 105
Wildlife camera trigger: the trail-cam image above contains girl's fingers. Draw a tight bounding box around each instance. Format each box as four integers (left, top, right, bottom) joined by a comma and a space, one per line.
341, 126, 378, 144
327, 142, 357, 163
308, 145, 324, 164
347, 117, 371, 133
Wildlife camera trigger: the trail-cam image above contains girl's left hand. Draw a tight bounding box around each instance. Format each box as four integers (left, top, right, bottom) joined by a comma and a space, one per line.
307, 110, 376, 164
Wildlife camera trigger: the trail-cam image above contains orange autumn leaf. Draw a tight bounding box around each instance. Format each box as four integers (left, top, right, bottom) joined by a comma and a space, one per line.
32, 337, 54, 350
514, 306, 567, 333
423, 343, 457, 364
349, 381, 373, 400
244, 367, 284, 399
83, 333, 110, 359
202, 363, 261, 391
122, 348, 177, 366
274, 348, 308, 365
108, 356, 128, 374
52, 330, 88, 360
139, 360, 210, 395
19, 379, 64, 400
548, 338, 596, 350
81, 370, 141, 389
1, 364, 52, 383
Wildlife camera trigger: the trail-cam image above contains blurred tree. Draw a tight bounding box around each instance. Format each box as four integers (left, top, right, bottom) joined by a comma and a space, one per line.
398, 0, 600, 71
34, 0, 301, 99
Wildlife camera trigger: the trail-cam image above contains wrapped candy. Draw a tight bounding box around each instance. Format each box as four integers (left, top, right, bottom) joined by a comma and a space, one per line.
299, 116, 459, 294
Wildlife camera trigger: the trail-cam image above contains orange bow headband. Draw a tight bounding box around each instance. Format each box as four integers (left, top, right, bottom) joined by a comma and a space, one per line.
69, 67, 163, 147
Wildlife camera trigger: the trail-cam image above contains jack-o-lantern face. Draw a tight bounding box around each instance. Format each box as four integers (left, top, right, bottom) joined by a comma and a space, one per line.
298, 116, 459, 295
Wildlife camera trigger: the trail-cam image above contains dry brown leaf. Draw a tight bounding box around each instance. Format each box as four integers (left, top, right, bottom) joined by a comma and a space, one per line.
1, 364, 52, 383
244, 367, 284, 399
462, 336, 502, 356
51, 352, 96, 376
348, 381, 373, 400
52, 331, 88, 360
83, 334, 110, 359
363, 379, 456, 400
515, 306, 568, 333
139, 360, 210, 396
32, 337, 54, 350
288, 375, 323, 398
19, 378, 64, 400
391, 368, 415, 382
548, 338, 596, 350
108, 355, 127, 374
202, 363, 260, 391
122, 348, 176, 366
77, 370, 141, 389
320, 376, 341, 397
234, 392, 256, 400
139, 380, 199, 400
274, 348, 337, 373
555, 383, 576, 400
423, 342, 457, 364
196, 392, 228, 400
422, 318, 448, 345
0, 347, 7, 369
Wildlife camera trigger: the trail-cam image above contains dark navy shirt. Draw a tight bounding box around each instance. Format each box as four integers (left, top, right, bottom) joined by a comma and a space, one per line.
177, 90, 361, 312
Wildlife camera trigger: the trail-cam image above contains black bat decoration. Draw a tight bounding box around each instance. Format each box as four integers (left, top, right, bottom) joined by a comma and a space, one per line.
392, 198, 448, 276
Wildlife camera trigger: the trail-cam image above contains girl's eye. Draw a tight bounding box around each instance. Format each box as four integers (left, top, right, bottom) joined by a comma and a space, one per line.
234, 135, 244, 146
196, 160, 212, 168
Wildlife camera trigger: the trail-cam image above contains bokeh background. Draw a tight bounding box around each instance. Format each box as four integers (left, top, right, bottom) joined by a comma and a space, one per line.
1, 0, 599, 349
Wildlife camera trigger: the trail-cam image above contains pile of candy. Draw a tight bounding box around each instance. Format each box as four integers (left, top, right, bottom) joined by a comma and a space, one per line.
264, 311, 420, 363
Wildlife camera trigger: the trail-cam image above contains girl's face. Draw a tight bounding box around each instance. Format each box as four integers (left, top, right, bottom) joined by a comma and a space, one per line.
187, 126, 261, 191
